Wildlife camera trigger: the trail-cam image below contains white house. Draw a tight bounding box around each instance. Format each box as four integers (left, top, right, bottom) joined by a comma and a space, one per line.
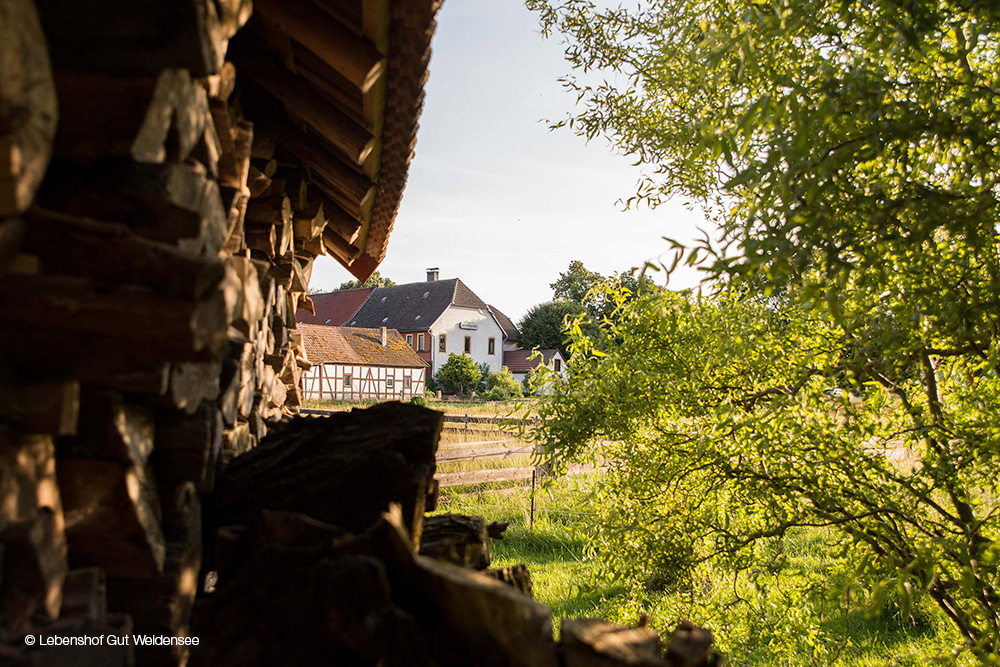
342, 269, 509, 376
299, 324, 428, 401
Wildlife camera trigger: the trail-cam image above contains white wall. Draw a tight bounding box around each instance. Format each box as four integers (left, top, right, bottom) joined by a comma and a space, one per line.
428, 306, 505, 376
301, 363, 426, 401
511, 351, 568, 395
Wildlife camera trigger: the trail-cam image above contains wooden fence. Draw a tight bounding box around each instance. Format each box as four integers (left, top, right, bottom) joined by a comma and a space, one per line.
298, 408, 583, 488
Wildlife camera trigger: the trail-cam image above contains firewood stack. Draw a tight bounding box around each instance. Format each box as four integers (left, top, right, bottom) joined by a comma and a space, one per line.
0, 0, 719, 665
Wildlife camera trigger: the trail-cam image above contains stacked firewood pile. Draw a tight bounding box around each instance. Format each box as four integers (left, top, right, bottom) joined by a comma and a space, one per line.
192, 404, 720, 667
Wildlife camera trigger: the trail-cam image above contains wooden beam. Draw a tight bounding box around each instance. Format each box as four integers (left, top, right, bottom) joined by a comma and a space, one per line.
228, 38, 375, 165
251, 0, 385, 93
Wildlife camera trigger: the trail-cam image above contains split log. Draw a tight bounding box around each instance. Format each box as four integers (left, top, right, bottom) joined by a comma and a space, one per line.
58, 390, 154, 467
560, 618, 669, 667
212, 403, 441, 545
58, 458, 165, 579
23, 207, 227, 300
408, 555, 558, 667
0, 274, 230, 363
0, 375, 79, 437
50, 69, 207, 163
664, 621, 717, 667
154, 403, 223, 493
0, 510, 67, 634
0, 0, 57, 216
36, 0, 225, 76
418, 514, 491, 570
38, 159, 228, 254
0, 430, 62, 531
483, 564, 534, 598
107, 483, 202, 667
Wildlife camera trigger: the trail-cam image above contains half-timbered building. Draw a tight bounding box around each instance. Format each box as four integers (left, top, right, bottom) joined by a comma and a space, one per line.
299, 323, 427, 401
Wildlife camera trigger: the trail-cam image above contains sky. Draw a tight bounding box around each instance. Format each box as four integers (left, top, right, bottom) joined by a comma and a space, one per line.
308, 0, 709, 322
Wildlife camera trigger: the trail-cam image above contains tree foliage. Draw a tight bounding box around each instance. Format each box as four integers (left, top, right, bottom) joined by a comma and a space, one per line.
517, 300, 595, 357
551, 260, 662, 321
485, 367, 523, 400
435, 353, 481, 395
529, 0, 1000, 659
336, 271, 395, 291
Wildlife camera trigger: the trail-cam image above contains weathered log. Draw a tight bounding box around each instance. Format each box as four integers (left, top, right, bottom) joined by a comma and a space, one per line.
0, 276, 230, 385
160, 361, 223, 415
487, 521, 510, 540
483, 564, 534, 598
38, 159, 227, 254
408, 555, 558, 667
57, 390, 154, 467
107, 482, 202, 667
664, 621, 717, 667
212, 403, 441, 546
58, 458, 165, 579
0, 430, 62, 532
153, 403, 223, 493
23, 207, 227, 300
0, 510, 67, 634
0, 0, 57, 216
418, 514, 491, 570
50, 69, 207, 163
36, 0, 224, 76
560, 618, 669, 667
0, 374, 79, 437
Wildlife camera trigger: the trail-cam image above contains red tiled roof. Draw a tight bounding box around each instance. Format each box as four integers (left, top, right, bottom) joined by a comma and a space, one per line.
503, 349, 561, 373
300, 323, 428, 368
297, 288, 374, 326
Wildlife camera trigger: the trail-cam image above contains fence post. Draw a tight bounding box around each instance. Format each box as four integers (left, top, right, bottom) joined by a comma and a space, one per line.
529, 466, 536, 530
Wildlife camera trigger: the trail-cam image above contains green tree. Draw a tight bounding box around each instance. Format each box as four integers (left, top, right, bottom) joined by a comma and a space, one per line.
336, 271, 395, 291
529, 0, 1000, 659
435, 353, 481, 395
485, 367, 523, 400
551, 260, 604, 305
517, 300, 595, 357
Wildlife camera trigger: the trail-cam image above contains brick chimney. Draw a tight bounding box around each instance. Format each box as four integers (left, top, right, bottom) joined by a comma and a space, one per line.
426, 267, 439, 282
380, 326, 387, 346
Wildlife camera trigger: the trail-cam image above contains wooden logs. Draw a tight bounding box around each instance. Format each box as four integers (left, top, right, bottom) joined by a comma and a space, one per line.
484, 564, 534, 598
0, 0, 58, 216
211, 403, 442, 545
58, 390, 154, 467
154, 403, 223, 493
35, 0, 225, 76
418, 514, 491, 570
50, 69, 208, 164
560, 618, 670, 667
58, 458, 165, 579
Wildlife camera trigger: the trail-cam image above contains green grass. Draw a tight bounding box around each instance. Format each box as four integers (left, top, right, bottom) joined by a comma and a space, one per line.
434, 479, 968, 666
302, 397, 539, 417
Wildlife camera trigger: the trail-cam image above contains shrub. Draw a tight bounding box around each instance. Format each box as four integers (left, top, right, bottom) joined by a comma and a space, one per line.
435, 354, 481, 395
485, 367, 522, 400
409, 395, 427, 407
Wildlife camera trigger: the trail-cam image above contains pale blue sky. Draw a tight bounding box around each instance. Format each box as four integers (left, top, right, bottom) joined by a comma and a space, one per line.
309, 0, 707, 321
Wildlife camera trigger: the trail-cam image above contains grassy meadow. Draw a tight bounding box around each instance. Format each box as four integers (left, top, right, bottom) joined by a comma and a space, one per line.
436, 478, 963, 666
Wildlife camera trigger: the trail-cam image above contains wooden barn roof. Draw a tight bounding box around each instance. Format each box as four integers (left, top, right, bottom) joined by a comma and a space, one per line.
503, 349, 562, 373
300, 323, 428, 368
297, 287, 374, 326
229, 0, 441, 280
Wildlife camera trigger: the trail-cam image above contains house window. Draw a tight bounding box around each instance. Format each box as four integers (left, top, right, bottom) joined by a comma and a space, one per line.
418, 334, 425, 352
488, 337, 496, 355
386, 376, 395, 390
406, 334, 413, 346
439, 334, 446, 353
554, 359, 561, 372
405, 376, 412, 389
464, 336, 471, 354
344, 373, 352, 388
